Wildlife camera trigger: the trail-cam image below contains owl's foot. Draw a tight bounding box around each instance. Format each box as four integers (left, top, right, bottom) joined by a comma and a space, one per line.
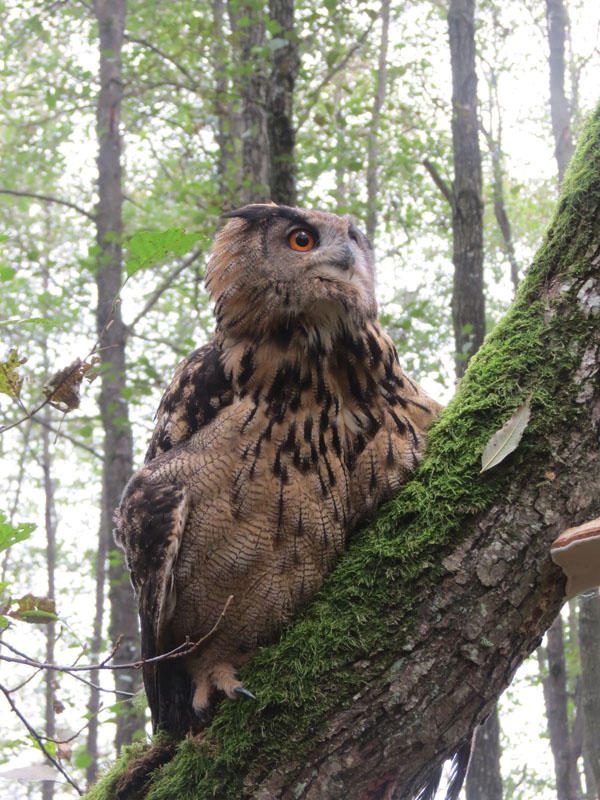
234, 686, 256, 701
213, 661, 255, 702
191, 675, 212, 722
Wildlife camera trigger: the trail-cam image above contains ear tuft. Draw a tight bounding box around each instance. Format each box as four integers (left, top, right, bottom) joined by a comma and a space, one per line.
222, 203, 281, 223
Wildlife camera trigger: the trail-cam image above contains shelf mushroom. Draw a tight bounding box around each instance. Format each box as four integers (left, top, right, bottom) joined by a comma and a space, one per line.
550, 517, 600, 598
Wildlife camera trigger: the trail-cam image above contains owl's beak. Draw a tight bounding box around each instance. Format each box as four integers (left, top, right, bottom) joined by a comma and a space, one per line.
333, 244, 355, 272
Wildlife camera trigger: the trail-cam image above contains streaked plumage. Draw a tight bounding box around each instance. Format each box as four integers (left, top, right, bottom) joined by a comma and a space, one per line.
115, 204, 441, 736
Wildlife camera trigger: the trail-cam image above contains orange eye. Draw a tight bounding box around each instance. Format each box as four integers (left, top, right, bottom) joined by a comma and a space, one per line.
288, 229, 316, 252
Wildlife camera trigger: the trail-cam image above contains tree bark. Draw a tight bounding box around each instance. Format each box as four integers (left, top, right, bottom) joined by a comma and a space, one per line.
545, 0, 575, 185
266, 0, 298, 205
579, 591, 600, 798
86, 106, 600, 800
448, 0, 485, 377
465, 707, 503, 800
539, 617, 582, 800
93, 0, 144, 752
365, 0, 390, 244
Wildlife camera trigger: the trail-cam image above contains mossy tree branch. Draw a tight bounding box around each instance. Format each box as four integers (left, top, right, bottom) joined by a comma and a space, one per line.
88, 105, 600, 800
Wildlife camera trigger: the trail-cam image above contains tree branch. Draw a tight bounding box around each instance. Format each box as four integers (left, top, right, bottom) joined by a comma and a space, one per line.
423, 157, 455, 208
125, 246, 204, 334
0, 188, 96, 222
295, 21, 376, 132
0, 681, 83, 795
123, 34, 196, 85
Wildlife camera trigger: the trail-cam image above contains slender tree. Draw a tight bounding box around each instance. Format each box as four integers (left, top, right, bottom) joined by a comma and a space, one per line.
545, 0, 575, 184
365, 0, 390, 243
228, 0, 270, 202
93, 0, 145, 751
267, 0, 299, 205
447, 0, 485, 377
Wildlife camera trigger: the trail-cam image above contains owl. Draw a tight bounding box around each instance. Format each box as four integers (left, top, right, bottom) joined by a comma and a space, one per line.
115, 204, 442, 737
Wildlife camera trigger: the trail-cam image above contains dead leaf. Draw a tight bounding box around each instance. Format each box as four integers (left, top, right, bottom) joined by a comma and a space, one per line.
481, 398, 532, 473
0, 349, 27, 399
43, 357, 99, 412
57, 742, 72, 761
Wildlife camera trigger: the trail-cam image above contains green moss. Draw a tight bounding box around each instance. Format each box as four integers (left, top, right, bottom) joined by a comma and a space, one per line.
86, 105, 600, 799
86, 742, 150, 800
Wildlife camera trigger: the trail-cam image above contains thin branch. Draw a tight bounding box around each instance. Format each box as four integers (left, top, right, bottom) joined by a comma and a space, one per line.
0, 681, 83, 795
124, 34, 196, 85
0, 595, 234, 673
422, 158, 455, 208
0, 188, 96, 222
31, 417, 103, 459
296, 21, 376, 132
126, 246, 205, 334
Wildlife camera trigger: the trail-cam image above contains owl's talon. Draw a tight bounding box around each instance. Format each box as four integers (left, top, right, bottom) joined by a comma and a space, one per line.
193, 706, 210, 726
234, 686, 256, 701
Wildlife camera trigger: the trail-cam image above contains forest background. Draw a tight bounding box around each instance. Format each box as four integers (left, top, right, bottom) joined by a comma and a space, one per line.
0, 0, 599, 798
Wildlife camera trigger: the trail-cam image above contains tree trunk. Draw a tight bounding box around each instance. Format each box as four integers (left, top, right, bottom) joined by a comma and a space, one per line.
448, 0, 485, 377
211, 0, 240, 205
579, 591, 600, 798
93, 0, 144, 752
228, 0, 270, 203
365, 0, 390, 244
41, 406, 56, 800
87, 107, 600, 800
86, 503, 109, 787
539, 617, 582, 800
465, 707, 503, 800
545, 0, 575, 185
266, 0, 298, 205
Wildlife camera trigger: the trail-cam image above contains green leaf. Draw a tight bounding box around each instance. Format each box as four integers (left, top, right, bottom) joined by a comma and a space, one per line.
268, 37, 288, 52
0, 513, 35, 553
0, 266, 16, 281
125, 228, 204, 276
481, 398, 532, 473
74, 747, 93, 769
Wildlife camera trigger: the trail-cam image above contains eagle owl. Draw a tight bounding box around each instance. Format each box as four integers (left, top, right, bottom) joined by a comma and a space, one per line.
115, 204, 441, 737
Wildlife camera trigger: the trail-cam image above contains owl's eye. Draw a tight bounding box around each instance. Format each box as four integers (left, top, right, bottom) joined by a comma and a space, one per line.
288, 229, 316, 252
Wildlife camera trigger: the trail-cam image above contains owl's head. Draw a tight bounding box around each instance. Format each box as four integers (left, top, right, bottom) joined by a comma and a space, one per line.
206, 204, 377, 343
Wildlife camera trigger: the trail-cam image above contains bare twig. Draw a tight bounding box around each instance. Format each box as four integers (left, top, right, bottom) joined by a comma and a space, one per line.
296, 21, 376, 132
0, 681, 83, 795
124, 34, 196, 85
31, 416, 102, 459
0, 188, 95, 222
0, 594, 234, 673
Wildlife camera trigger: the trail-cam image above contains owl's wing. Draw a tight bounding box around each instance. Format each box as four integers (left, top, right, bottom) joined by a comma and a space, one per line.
115, 475, 191, 734
145, 338, 234, 462
116, 340, 234, 735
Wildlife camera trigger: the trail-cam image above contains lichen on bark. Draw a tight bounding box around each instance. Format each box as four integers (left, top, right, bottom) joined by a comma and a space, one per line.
87, 104, 600, 800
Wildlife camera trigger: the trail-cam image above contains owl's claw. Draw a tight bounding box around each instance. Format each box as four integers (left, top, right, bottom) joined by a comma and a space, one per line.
234, 686, 256, 701
193, 706, 210, 726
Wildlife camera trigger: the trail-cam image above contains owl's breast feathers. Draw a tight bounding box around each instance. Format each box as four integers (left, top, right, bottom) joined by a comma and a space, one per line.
115, 319, 440, 734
